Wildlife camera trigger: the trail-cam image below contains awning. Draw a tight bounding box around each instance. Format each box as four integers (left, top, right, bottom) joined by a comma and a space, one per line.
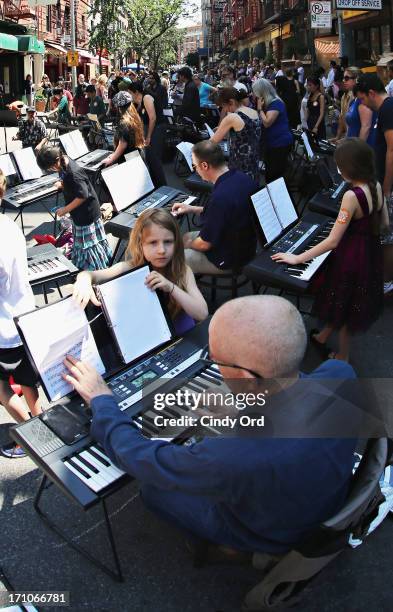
314, 36, 340, 57
77, 48, 93, 59
0, 33, 19, 52
45, 41, 67, 56
17, 35, 44, 54
89, 56, 110, 66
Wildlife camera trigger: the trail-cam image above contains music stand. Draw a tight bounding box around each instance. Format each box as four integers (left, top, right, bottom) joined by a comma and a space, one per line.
0, 110, 18, 153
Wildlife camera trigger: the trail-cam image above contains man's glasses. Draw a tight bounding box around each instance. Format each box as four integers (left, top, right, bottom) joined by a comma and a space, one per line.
200, 345, 263, 379
343, 75, 355, 81
191, 161, 204, 171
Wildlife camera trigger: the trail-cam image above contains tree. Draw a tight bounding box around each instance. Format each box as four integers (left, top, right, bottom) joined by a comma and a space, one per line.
185, 51, 199, 68
148, 27, 185, 69
88, 0, 126, 72
124, 0, 197, 69
253, 42, 266, 60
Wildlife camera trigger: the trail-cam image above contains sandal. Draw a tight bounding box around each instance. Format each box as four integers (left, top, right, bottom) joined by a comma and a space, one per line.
309, 329, 331, 358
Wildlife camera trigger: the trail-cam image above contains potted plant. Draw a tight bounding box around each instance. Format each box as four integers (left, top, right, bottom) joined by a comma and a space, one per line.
34, 88, 46, 112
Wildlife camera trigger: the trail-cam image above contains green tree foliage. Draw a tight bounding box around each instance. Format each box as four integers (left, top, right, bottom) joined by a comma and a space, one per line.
124, 0, 197, 68
88, 0, 127, 72
185, 51, 199, 68
148, 27, 185, 69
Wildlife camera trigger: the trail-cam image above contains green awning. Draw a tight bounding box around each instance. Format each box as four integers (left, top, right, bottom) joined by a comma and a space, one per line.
17, 35, 44, 54
0, 33, 19, 52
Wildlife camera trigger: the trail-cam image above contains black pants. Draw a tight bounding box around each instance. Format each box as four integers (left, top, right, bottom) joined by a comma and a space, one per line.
265, 145, 292, 184
145, 123, 167, 188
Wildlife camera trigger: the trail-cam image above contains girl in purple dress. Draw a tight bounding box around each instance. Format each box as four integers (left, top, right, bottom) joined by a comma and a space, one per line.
272, 138, 389, 361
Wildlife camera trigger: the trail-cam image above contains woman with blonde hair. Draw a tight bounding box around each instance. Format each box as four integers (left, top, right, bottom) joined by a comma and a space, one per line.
72, 208, 208, 334
252, 77, 293, 183
332, 66, 376, 145
103, 91, 145, 166
96, 74, 108, 100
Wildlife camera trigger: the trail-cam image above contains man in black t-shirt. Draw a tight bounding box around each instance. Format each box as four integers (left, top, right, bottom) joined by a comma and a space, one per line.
172, 141, 257, 274
356, 74, 393, 291
356, 74, 393, 197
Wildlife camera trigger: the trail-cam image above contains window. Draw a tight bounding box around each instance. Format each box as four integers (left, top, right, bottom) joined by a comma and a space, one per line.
46, 6, 52, 32
381, 24, 391, 54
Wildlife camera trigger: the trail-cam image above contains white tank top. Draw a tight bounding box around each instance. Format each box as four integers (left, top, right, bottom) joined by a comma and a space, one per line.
0, 216, 35, 348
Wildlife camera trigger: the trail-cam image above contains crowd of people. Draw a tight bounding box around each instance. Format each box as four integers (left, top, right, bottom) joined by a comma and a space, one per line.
0, 55, 392, 581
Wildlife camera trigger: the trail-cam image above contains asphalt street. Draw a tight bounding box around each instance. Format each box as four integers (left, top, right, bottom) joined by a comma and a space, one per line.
0, 159, 393, 612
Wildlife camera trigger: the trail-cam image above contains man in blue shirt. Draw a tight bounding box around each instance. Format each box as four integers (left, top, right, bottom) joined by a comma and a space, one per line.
172, 141, 257, 274
64, 295, 358, 555
193, 74, 217, 106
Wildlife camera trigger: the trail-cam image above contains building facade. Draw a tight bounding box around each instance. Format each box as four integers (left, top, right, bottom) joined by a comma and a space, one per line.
178, 23, 203, 63
207, 0, 393, 70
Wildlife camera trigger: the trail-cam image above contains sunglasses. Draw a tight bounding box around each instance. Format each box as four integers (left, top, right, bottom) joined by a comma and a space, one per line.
343, 75, 355, 81
200, 345, 263, 379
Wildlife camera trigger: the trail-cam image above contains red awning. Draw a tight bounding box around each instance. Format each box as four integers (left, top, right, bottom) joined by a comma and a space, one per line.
314, 37, 340, 57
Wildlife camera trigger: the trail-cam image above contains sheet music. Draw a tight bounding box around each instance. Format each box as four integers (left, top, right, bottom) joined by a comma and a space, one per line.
102, 156, 154, 212
301, 132, 315, 160
0, 153, 16, 176
163, 109, 174, 117
251, 188, 282, 244
176, 141, 194, 172
60, 130, 89, 160
16, 298, 105, 402
13, 147, 42, 180
204, 123, 214, 138
267, 178, 297, 231
97, 266, 172, 364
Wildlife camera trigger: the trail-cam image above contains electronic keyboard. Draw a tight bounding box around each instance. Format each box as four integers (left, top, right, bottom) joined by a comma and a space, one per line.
3, 175, 59, 208
27, 244, 78, 284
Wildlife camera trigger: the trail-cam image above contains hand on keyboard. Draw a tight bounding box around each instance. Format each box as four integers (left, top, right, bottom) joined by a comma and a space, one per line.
172, 202, 192, 216
55, 180, 63, 191
271, 252, 302, 265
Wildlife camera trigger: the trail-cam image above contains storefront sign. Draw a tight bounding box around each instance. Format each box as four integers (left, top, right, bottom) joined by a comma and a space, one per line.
310, 1, 332, 28
336, 0, 381, 9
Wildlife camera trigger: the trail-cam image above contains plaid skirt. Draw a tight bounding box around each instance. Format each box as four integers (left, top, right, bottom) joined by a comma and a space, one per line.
72, 218, 112, 271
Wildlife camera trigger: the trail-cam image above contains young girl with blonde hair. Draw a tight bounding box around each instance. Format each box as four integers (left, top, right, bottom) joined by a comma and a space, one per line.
73, 208, 208, 334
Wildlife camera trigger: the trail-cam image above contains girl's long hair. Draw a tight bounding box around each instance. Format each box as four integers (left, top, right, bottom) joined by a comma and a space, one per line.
126, 209, 187, 318
119, 104, 145, 149
334, 137, 382, 235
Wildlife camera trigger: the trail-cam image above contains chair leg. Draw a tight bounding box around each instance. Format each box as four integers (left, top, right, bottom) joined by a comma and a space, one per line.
211, 276, 217, 304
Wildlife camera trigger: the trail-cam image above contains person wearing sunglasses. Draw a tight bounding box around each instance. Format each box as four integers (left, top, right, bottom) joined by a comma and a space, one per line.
63, 294, 359, 558
331, 67, 376, 146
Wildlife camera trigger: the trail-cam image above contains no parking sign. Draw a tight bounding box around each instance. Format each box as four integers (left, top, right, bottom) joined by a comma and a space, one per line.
310, 0, 332, 28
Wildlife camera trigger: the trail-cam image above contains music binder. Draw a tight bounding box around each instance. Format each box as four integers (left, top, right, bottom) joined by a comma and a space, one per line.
14, 296, 105, 403
94, 264, 174, 365
251, 178, 298, 247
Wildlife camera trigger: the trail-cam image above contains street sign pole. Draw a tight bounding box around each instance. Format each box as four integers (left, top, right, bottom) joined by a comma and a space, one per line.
337, 10, 344, 58
70, 0, 77, 91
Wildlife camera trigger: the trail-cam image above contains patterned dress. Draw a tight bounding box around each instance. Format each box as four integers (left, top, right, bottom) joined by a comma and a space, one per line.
228, 111, 261, 182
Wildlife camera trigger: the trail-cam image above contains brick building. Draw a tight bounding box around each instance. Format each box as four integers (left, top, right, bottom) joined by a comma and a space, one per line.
178, 23, 203, 63
205, 0, 393, 70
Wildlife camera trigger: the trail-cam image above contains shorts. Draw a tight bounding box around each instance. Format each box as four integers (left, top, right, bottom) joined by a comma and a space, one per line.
0, 345, 39, 387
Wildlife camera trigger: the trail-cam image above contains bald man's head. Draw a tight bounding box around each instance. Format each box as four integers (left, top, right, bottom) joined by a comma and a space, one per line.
209, 296, 307, 378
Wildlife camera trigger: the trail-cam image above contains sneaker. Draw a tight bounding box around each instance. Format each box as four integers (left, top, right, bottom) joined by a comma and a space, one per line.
384, 281, 393, 295
0, 442, 26, 458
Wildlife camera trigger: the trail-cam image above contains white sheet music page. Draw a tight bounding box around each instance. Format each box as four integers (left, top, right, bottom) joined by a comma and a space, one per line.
301, 132, 315, 161
0, 153, 16, 176
97, 265, 172, 364
17, 298, 105, 402
60, 130, 89, 159
13, 147, 43, 180
267, 178, 298, 231
176, 142, 194, 172
251, 187, 282, 244
101, 156, 154, 212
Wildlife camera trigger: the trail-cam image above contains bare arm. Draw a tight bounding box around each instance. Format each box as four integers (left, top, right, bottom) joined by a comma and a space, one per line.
383, 130, 393, 197
104, 140, 127, 165
358, 103, 373, 142
211, 113, 242, 142
272, 191, 358, 264
259, 109, 279, 128
183, 232, 211, 252
73, 262, 131, 308
144, 94, 156, 145
171, 266, 208, 321
313, 94, 325, 132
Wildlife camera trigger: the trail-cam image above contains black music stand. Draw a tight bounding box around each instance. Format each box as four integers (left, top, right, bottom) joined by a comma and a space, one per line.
0, 110, 19, 153
33, 474, 124, 582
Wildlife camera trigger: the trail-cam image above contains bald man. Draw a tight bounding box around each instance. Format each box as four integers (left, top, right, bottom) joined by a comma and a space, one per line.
64, 296, 358, 555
